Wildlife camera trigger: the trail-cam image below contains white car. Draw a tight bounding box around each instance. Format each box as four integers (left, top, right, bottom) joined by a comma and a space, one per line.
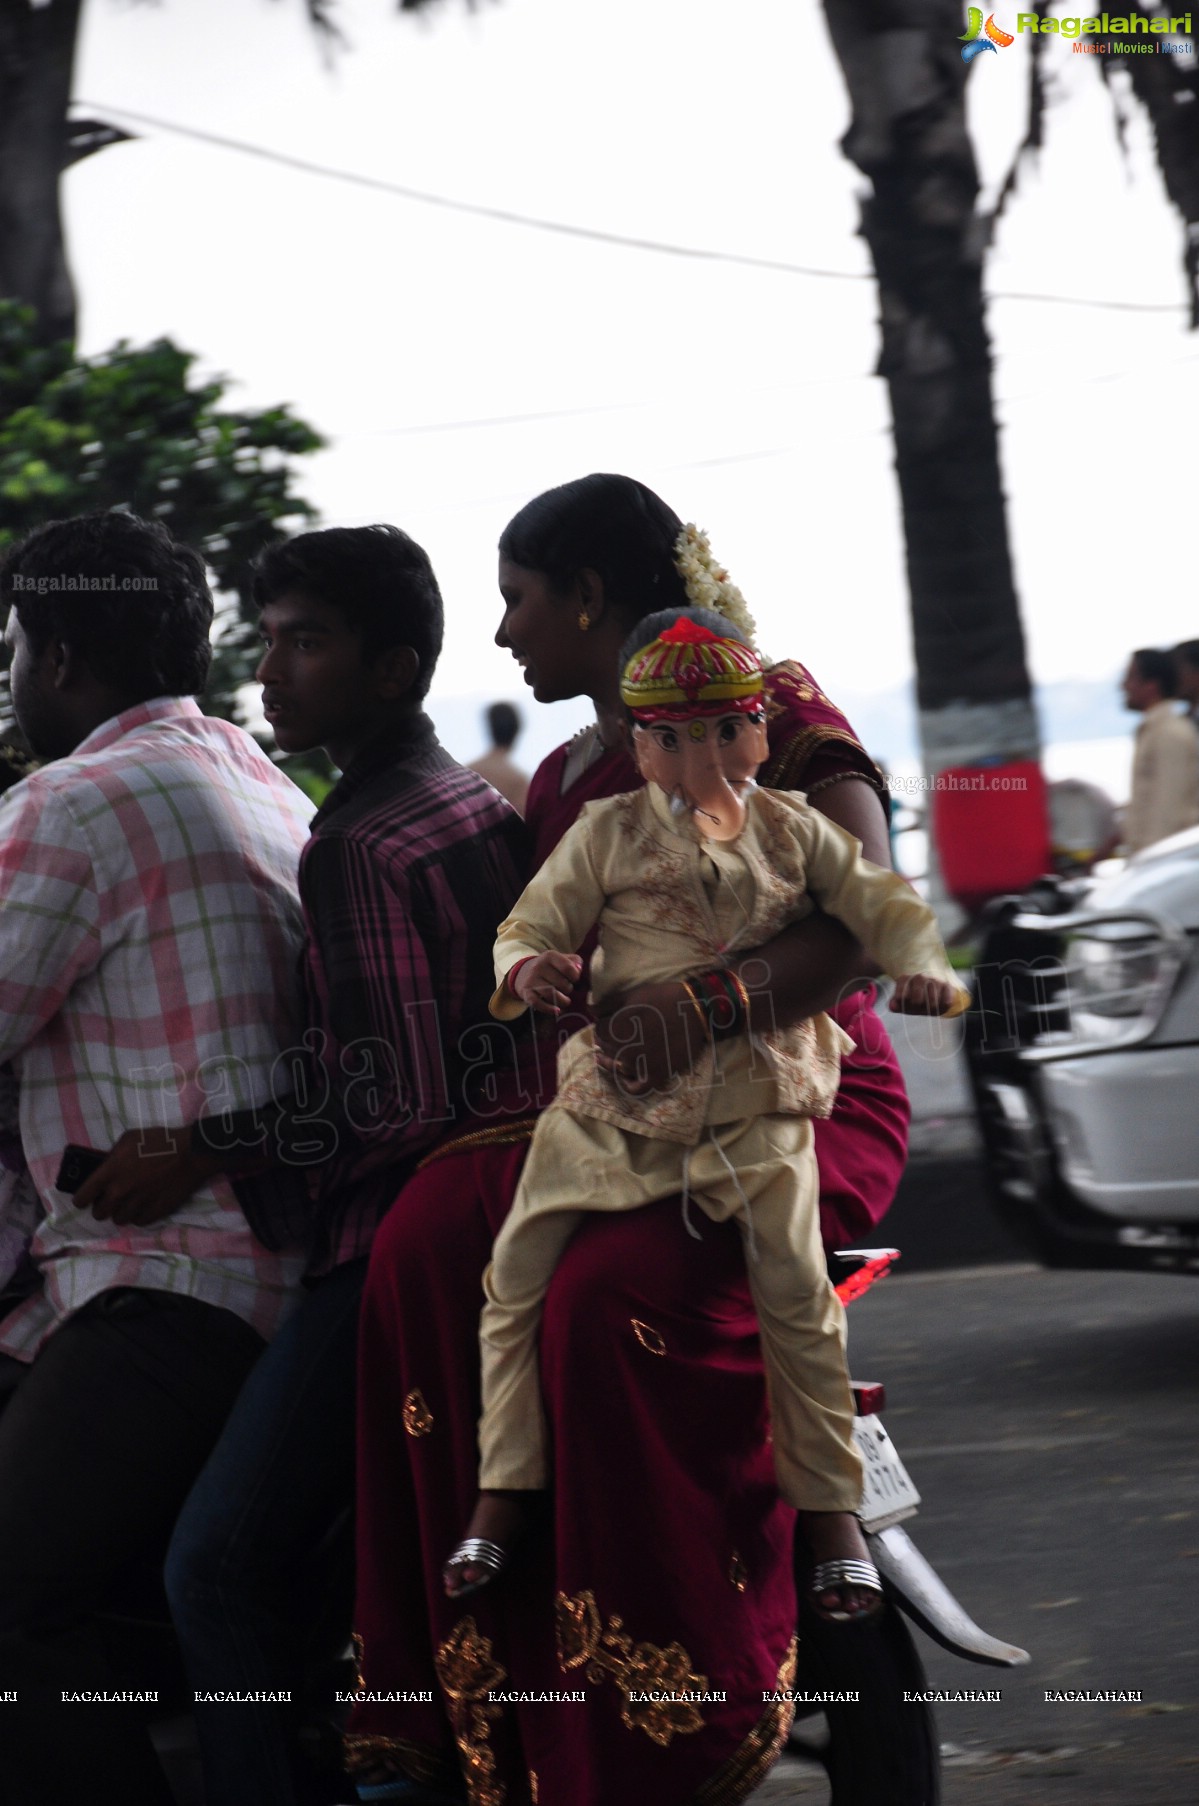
965, 825, 1199, 1273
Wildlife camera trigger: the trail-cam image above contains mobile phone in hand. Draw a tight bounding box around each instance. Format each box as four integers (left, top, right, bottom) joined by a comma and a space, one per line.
55, 1144, 108, 1194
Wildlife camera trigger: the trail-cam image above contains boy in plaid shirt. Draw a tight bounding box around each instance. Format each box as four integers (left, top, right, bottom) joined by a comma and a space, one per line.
73, 525, 530, 1806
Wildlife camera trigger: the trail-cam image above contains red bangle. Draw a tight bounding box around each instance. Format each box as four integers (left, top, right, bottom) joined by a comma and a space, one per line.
507, 957, 536, 998
692, 968, 748, 1042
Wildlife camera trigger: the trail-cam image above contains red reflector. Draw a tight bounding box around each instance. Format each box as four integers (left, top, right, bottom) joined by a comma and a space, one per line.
852, 1382, 886, 1416
834, 1250, 899, 1303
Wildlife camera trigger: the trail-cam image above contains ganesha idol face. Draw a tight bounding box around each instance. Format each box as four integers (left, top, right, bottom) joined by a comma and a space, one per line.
631, 708, 769, 842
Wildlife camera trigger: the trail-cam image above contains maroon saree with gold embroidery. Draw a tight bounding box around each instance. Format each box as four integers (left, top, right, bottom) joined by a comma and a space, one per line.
347, 662, 910, 1806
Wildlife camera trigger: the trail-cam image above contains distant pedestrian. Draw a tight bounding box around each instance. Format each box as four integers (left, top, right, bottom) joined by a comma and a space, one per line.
1121, 648, 1199, 854
469, 697, 530, 814
1173, 640, 1199, 729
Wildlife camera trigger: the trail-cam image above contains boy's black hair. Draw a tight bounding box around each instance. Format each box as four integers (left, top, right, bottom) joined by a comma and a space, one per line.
253, 525, 444, 700
0, 511, 213, 700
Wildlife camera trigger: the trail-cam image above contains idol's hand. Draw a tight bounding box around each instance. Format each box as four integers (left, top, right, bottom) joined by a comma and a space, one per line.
889, 974, 968, 1017
594, 980, 695, 1095
511, 951, 583, 1015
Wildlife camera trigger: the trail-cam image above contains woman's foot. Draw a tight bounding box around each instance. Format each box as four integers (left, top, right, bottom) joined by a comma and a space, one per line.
443, 1491, 533, 1599
799, 1510, 883, 1624
353, 1771, 467, 1803
354, 1778, 467, 1804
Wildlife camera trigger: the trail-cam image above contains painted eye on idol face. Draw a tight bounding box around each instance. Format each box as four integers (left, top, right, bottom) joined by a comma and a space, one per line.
646, 716, 745, 750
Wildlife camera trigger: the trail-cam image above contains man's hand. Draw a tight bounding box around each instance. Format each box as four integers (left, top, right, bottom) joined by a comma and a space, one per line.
73, 1126, 223, 1227
594, 980, 697, 1095
889, 974, 969, 1017
511, 951, 583, 1015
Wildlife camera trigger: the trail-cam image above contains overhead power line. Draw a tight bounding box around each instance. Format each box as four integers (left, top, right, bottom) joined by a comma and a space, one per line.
78, 102, 1187, 318
77, 101, 863, 285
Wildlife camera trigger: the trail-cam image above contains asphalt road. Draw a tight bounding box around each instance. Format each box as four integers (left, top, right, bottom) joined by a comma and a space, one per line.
753, 1259, 1199, 1805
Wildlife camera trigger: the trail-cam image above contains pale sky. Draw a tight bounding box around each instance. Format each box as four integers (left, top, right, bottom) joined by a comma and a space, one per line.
69, 0, 1198, 766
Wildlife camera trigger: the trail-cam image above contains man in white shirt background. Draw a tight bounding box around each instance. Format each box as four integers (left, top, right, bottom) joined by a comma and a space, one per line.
1120, 646, 1199, 855
1173, 639, 1199, 730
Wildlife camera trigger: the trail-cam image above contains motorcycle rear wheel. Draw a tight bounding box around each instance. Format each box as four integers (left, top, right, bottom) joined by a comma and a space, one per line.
787, 1595, 940, 1806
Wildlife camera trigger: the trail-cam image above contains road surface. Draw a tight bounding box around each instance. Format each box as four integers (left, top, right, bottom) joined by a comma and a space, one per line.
754, 1260, 1199, 1805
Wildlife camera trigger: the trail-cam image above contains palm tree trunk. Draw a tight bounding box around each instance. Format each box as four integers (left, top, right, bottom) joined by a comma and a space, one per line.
0, 0, 84, 345
1099, 26, 1199, 325
821, 0, 1040, 809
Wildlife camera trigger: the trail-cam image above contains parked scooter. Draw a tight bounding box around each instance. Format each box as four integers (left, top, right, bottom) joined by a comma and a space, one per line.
786, 1250, 1029, 1804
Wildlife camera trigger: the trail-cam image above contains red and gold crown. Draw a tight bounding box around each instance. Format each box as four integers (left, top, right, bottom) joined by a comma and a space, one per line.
620, 616, 764, 723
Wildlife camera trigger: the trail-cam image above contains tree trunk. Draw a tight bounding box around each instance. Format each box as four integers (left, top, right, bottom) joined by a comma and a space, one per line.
0, 0, 83, 345
1099, 28, 1199, 326
821, 0, 1040, 799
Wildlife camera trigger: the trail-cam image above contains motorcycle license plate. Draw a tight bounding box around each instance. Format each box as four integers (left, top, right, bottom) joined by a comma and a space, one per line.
853, 1413, 921, 1532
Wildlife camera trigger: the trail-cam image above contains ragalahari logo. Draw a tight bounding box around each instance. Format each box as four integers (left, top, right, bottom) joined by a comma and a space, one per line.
963, 11, 1193, 60
960, 9, 1015, 60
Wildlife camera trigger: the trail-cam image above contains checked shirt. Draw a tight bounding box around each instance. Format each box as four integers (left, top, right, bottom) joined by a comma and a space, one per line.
199, 715, 531, 1270
0, 697, 315, 1360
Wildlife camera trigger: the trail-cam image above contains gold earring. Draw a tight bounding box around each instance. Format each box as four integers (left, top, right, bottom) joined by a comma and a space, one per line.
578, 610, 591, 632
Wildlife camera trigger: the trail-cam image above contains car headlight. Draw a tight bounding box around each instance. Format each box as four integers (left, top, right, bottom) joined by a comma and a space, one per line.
1008, 909, 1190, 1059
1069, 932, 1168, 1019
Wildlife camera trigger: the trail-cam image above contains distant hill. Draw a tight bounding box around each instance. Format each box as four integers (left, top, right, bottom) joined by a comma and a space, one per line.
825, 678, 1131, 769
428, 679, 1133, 777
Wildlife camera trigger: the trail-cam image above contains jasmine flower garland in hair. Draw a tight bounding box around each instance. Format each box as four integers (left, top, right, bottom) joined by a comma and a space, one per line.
673, 524, 757, 641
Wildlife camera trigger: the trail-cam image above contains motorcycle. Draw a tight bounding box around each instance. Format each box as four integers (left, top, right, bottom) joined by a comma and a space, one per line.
785, 1250, 1029, 1805
141, 1249, 1028, 1806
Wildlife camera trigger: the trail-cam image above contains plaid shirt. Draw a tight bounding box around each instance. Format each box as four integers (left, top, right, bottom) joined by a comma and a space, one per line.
0, 698, 315, 1360
212, 715, 530, 1270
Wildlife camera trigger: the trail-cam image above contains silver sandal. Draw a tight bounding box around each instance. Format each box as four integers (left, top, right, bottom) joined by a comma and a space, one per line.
809, 1557, 884, 1623
443, 1537, 507, 1599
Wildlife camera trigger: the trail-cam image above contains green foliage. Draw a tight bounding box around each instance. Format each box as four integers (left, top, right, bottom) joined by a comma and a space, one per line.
0, 301, 325, 767
278, 751, 337, 807
0, 301, 323, 601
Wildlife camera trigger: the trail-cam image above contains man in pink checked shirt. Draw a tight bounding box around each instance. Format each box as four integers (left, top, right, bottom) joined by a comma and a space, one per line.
0, 511, 315, 1806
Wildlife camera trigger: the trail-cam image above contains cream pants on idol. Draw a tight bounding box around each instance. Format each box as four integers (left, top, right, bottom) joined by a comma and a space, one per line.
477, 1106, 863, 1513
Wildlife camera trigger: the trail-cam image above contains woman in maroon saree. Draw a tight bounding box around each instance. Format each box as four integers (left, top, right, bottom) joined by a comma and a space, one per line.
346, 477, 909, 1806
